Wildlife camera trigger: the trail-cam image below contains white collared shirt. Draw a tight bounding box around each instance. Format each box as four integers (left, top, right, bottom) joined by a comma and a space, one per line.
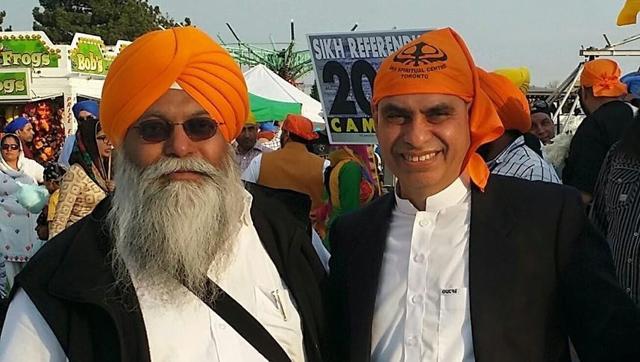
371, 176, 475, 362
0, 191, 305, 362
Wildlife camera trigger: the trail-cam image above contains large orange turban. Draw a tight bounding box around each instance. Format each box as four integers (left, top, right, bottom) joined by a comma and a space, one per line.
478, 68, 531, 133
100, 26, 249, 146
580, 59, 627, 98
373, 28, 504, 191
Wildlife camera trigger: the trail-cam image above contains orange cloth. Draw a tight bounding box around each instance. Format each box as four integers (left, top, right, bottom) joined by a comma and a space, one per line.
100, 26, 249, 146
618, 0, 640, 26
478, 68, 531, 133
580, 59, 627, 98
282, 114, 319, 140
372, 28, 504, 191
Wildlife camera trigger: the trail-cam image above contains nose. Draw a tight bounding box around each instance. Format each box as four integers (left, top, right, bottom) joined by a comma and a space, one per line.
402, 114, 433, 148
163, 124, 197, 158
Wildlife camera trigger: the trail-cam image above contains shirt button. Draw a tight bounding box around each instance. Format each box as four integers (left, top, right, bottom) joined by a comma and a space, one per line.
626, 288, 632, 294
634, 232, 639, 237
217, 323, 227, 330
419, 219, 429, 227
411, 295, 424, 304
413, 254, 425, 263
628, 258, 634, 264
406, 336, 418, 347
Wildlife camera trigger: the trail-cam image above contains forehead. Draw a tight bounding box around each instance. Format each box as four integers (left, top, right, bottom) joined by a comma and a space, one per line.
137, 89, 208, 121
378, 93, 468, 112
531, 112, 552, 122
2, 136, 18, 144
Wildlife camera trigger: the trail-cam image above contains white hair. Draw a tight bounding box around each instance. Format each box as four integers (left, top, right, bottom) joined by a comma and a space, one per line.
107, 146, 245, 302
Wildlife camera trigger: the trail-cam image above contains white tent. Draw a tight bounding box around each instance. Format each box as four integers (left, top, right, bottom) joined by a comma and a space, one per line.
243, 64, 325, 129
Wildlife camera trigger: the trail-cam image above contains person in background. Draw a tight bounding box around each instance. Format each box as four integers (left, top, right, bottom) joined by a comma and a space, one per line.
323, 145, 378, 247
0, 134, 45, 290
233, 113, 271, 173
591, 113, 640, 306
621, 71, 640, 108
478, 68, 560, 183
49, 119, 113, 238
256, 121, 281, 150
529, 100, 556, 145
563, 59, 635, 205
35, 164, 66, 241
3, 117, 35, 160
58, 100, 99, 168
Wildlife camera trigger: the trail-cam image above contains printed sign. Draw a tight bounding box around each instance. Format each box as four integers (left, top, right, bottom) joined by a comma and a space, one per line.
0, 70, 30, 98
70, 35, 114, 76
0, 34, 60, 69
307, 29, 427, 144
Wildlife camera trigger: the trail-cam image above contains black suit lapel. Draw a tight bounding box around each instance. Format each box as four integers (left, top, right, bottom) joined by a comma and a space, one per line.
469, 183, 516, 360
347, 193, 396, 361
250, 195, 326, 362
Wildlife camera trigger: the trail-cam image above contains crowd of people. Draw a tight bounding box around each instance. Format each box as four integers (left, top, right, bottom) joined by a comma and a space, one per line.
0, 24, 638, 361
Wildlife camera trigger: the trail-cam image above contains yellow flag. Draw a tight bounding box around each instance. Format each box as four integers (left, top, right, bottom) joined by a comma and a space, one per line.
618, 0, 640, 26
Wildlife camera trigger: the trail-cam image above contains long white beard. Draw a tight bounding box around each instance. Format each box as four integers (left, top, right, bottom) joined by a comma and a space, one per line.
107, 147, 246, 301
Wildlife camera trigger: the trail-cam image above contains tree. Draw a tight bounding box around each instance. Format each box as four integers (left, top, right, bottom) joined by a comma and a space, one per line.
0, 10, 13, 31
32, 0, 190, 44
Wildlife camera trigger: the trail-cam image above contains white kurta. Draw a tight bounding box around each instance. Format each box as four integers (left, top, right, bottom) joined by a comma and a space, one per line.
371, 176, 475, 362
0, 191, 306, 362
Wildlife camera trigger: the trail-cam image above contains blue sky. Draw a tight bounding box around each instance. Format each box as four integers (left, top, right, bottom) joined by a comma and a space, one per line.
3, 0, 639, 85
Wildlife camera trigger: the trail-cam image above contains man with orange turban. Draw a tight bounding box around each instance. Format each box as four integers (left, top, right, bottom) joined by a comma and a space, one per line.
0, 27, 328, 362
478, 68, 560, 183
328, 28, 640, 362
563, 58, 637, 204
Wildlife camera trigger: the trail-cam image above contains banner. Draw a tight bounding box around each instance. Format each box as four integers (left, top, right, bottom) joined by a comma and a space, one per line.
0, 33, 60, 69
307, 29, 428, 144
0, 70, 30, 99
70, 34, 114, 76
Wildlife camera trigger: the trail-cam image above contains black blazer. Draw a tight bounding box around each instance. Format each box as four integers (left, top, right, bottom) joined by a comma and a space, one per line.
328, 175, 640, 362
10, 184, 328, 362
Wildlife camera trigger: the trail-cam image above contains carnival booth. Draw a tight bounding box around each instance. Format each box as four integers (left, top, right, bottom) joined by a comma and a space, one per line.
0, 31, 129, 164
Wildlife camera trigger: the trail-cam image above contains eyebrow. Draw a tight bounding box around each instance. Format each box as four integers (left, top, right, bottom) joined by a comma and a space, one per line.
421, 103, 456, 116
380, 103, 412, 116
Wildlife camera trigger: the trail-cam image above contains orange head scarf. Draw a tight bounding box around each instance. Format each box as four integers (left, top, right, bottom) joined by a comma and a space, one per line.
478, 68, 531, 133
580, 59, 627, 98
100, 26, 249, 146
373, 28, 504, 191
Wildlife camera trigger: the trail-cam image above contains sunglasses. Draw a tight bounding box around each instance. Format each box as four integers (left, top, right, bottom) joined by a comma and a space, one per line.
1, 144, 19, 151
132, 117, 218, 143
96, 135, 110, 142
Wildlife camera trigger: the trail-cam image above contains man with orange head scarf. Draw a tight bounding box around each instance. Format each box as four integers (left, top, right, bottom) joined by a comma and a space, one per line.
328, 28, 640, 362
478, 68, 560, 183
564, 58, 637, 204
0, 27, 328, 362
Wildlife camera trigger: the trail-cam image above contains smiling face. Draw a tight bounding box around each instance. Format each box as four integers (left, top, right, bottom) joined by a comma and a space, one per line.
530, 112, 555, 144
375, 93, 471, 201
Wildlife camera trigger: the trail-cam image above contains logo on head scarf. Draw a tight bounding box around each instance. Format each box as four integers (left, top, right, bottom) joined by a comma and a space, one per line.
393, 42, 448, 66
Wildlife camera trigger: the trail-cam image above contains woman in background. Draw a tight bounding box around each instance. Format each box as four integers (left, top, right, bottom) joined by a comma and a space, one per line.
50, 118, 113, 238
0, 134, 45, 290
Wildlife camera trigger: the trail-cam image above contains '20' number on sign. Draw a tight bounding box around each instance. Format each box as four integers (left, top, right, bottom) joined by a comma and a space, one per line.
322, 60, 376, 116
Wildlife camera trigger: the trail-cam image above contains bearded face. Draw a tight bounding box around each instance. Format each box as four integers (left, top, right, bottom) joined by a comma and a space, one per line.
107, 146, 246, 301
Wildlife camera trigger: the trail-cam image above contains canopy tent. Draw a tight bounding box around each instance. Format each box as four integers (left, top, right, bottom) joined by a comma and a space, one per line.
243, 64, 325, 129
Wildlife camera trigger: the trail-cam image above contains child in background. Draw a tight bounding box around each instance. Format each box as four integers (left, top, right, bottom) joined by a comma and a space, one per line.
36, 164, 66, 241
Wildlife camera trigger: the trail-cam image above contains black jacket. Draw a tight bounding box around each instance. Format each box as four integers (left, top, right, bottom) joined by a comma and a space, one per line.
563, 100, 636, 194
11, 183, 328, 362
328, 175, 640, 362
